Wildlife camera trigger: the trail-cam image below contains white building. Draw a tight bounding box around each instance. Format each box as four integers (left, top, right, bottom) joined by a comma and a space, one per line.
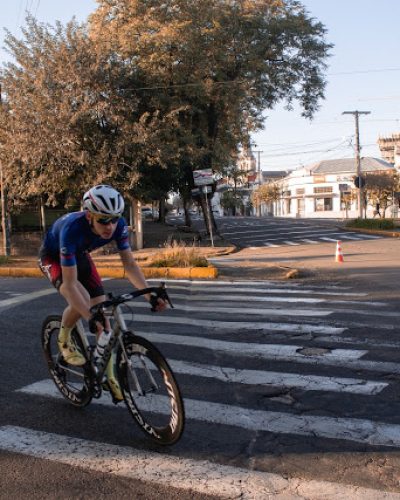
265, 157, 396, 219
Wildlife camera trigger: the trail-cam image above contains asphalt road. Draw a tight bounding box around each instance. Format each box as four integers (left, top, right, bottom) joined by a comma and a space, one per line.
168, 214, 383, 249
1, 271, 400, 498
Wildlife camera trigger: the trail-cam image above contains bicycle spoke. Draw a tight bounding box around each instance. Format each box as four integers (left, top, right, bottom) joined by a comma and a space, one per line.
118, 336, 184, 445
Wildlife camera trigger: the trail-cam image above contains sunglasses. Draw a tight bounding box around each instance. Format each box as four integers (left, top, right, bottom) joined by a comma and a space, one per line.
94, 215, 120, 225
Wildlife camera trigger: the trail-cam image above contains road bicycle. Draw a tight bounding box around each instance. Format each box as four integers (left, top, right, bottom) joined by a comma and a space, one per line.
41, 284, 185, 445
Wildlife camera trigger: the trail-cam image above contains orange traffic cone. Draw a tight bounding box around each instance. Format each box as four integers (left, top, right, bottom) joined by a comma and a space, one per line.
335, 240, 344, 263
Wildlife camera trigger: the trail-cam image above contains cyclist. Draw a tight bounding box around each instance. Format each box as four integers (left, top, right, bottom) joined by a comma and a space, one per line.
38, 184, 166, 401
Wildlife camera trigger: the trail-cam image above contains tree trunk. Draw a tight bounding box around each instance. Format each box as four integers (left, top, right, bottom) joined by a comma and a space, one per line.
131, 199, 143, 250
39, 197, 46, 234
0, 163, 11, 256
158, 197, 166, 223
198, 193, 217, 234
183, 197, 192, 227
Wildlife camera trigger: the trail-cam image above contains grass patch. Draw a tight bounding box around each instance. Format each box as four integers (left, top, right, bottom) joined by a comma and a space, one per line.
0, 256, 11, 265
346, 218, 395, 230
149, 243, 209, 268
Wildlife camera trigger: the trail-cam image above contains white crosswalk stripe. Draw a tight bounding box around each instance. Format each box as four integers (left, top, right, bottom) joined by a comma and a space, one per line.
4, 278, 400, 497
16, 380, 400, 447
2, 426, 398, 499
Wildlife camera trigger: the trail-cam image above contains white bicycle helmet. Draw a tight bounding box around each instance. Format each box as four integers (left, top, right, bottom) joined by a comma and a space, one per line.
82, 185, 125, 216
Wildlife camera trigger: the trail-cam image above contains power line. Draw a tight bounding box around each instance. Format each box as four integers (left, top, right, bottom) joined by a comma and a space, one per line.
330, 67, 400, 76
259, 139, 349, 158
34, 0, 40, 17
16, 0, 24, 31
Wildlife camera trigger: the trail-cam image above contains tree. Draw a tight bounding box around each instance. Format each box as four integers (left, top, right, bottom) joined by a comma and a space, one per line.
1, 1, 331, 235
252, 182, 280, 214
1, 18, 115, 206
220, 190, 244, 215
364, 171, 399, 218
90, 0, 331, 226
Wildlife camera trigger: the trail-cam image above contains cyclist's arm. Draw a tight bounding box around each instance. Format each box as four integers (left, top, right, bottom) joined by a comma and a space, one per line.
119, 248, 148, 293
60, 265, 91, 321
119, 249, 167, 312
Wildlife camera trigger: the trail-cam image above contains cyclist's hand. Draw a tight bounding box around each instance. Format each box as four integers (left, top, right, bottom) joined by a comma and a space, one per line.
150, 294, 167, 312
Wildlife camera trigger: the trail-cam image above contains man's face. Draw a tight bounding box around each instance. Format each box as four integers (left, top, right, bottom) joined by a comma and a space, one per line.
87, 213, 120, 239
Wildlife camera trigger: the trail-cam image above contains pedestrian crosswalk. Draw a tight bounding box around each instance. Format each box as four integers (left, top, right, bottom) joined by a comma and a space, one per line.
220, 228, 381, 248
3, 278, 400, 497
2, 426, 397, 499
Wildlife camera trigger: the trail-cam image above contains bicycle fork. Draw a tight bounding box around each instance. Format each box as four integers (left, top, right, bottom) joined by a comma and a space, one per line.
113, 307, 159, 396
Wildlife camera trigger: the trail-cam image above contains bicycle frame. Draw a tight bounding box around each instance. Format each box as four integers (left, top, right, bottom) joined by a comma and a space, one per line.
74, 304, 152, 395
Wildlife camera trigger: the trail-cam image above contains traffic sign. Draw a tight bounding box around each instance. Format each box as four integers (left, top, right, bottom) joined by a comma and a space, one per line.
354, 176, 365, 188
193, 169, 214, 186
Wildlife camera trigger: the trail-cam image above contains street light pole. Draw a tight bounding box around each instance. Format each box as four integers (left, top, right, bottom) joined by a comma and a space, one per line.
342, 110, 370, 218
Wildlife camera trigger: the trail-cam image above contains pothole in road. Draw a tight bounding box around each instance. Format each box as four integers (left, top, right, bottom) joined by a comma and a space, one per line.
297, 347, 331, 356
261, 388, 296, 405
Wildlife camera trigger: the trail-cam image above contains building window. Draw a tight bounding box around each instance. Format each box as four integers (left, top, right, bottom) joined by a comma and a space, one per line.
314, 186, 333, 194
296, 188, 305, 195
315, 197, 333, 211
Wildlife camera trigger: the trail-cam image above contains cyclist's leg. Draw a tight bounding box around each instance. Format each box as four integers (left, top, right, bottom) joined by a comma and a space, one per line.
78, 254, 123, 401
38, 254, 85, 365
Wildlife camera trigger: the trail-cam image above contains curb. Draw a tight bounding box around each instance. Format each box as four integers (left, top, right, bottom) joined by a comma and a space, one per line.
0, 265, 218, 280
343, 226, 400, 237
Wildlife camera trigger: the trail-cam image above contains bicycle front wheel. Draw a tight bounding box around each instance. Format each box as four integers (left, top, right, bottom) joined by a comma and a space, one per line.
41, 315, 93, 407
117, 335, 185, 445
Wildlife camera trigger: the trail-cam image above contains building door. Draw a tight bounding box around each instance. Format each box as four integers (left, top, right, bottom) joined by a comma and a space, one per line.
297, 198, 305, 216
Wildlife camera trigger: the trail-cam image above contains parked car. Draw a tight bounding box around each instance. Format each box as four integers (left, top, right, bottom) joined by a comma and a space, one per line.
141, 207, 153, 219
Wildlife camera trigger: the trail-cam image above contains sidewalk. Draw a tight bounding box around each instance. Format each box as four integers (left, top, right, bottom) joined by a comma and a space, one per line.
213, 237, 400, 291
0, 246, 235, 280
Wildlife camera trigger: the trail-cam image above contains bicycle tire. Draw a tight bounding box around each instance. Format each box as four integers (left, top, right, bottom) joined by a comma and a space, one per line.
117, 335, 185, 445
41, 315, 93, 408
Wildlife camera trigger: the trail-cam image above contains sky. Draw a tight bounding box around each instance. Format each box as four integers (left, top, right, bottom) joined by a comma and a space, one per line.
1, 0, 399, 172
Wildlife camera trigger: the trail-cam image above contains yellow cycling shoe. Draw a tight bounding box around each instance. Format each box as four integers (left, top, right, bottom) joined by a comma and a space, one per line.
57, 339, 86, 366
105, 352, 123, 402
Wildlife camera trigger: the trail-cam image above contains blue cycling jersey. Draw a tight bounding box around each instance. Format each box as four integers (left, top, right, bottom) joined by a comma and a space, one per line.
42, 211, 130, 266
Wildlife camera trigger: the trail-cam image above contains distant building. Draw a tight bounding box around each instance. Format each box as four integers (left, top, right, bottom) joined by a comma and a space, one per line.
265, 157, 395, 219
237, 148, 256, 173
262, 171, 288, 183
378, 133, 400, 164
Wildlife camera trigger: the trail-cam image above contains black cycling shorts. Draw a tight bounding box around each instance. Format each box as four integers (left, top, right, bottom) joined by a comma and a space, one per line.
38, 250, 105, 299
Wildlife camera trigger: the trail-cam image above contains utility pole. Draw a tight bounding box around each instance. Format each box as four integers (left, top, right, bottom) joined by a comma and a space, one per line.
342, 110, 370, 218
253, 150, 263, 216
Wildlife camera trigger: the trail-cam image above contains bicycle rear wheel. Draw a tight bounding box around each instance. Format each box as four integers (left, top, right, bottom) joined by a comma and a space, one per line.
117, 335, 185, 445
41, 315, 93, 407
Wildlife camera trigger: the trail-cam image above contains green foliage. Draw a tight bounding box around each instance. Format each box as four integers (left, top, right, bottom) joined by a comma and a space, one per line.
0, 255, 10, 265
1, 2, 331, 216
220, 190, 244, 210
149, 243, 208, 267
252, 183, 280, 207
346, 218, 395, 230
364, 171, 400, 217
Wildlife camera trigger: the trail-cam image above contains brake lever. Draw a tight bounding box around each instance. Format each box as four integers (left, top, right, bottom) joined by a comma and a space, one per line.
150, 284, 174, 312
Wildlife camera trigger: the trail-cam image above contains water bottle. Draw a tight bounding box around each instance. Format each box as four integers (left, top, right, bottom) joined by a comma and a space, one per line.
93, 329, 112, 364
